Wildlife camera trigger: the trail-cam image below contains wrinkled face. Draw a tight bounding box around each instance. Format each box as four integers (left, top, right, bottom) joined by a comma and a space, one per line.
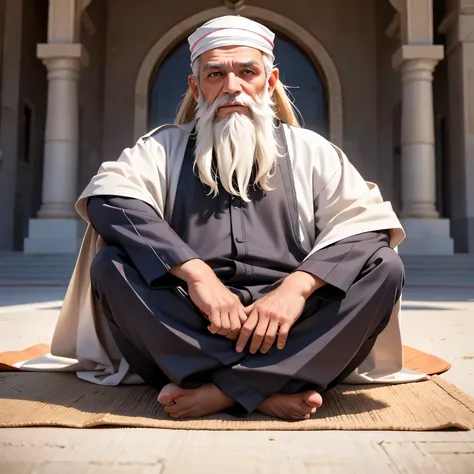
189, 46, 278, 119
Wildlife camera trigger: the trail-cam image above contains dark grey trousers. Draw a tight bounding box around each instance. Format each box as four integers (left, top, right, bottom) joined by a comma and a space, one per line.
90, 246, 404, 416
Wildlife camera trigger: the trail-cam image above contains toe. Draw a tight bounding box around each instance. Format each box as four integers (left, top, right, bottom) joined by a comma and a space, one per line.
169, 410, 187, 419
157, 383, 185, 405
288, 407, 309, 420
164, 402, 181, 414
303, 391, 323, 408
289, 411, 306, 420
164, 394, 195, 414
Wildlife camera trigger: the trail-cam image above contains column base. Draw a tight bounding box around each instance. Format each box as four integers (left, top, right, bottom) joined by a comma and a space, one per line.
24, 219, 82, 254
399, 218, 454, 255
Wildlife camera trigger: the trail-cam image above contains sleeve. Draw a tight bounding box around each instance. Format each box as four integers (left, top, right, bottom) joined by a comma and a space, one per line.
87, 195, 201, 288
296, 230, 391, 301
292, 133, 400, 301
301, 137, 405, 255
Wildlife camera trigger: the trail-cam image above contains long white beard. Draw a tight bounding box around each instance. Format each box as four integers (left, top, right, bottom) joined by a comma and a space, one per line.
194, 89, 279, 202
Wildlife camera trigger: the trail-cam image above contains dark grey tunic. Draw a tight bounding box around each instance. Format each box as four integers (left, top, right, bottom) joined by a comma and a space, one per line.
88, 130, 388, 302
87, 129, 404, 416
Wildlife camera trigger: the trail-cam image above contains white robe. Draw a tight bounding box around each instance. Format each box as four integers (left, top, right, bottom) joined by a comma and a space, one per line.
19, 122, 428, 386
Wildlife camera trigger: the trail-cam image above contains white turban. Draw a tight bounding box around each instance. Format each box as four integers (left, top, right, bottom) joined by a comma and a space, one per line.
188, 15, 275, 64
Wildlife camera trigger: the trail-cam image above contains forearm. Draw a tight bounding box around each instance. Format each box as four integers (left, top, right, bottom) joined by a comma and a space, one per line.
296, 230, 391, 300
87, 195, 201, 287
169, 258, 216, 284
280, 271, 326, 299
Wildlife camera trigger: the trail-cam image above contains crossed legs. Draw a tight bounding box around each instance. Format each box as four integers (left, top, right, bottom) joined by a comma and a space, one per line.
90, 246, 404, 419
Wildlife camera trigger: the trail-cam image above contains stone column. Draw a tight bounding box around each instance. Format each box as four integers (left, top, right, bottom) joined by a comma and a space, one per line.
38, 45, 82, 219
393, 46, 454, 254
390, 0, 454, 255
24, 44, 85, 253
397, 48, 441, 219
24, 0, 88, 253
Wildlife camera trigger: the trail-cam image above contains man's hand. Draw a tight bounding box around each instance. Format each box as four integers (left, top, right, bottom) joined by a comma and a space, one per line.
170, 259, 247, 339
235, 271, 325, 354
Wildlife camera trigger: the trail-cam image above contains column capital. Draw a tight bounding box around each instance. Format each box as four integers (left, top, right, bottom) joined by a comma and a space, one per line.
390, 0, 435, 44
37, 43, 89, 67
440, 6, 474, 54
392, 44, 444, 70
399, 58, 439, 85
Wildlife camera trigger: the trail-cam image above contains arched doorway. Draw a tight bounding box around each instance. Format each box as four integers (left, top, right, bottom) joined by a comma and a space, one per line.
148, 32, 328, 137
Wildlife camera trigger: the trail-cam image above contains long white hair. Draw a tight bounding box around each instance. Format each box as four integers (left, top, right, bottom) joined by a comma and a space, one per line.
190, 54, 283, 202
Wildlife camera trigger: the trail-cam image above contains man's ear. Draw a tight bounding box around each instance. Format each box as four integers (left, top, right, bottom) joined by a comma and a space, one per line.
267, 68, 279, 97
189, 75, 199, 100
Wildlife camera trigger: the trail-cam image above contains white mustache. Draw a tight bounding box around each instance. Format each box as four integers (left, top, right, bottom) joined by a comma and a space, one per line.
206, 93, 256, 116
217, 93, 253, 106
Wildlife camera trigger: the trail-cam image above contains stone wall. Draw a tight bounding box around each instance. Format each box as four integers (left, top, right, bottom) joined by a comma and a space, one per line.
16, 0, 48, 249
78, 0, 108, 195
375, 0, 402, 211
0, 0, 48, 250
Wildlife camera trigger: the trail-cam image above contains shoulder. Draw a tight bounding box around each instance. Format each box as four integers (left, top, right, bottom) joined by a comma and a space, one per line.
283, 124, 341, 158
115, 123, 193, 167
282, 124, 343, 172
141, 122, 194, 151
283, 124, 327, 145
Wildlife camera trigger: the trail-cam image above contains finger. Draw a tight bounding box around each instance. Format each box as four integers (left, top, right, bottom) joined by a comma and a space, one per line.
236, 312, 259, 353
259, 319, 280, 354
207, 309, 221, 334
229, 308, 242, 333
277, 323, 291, 350
249, 314, 270, 354
216, 312, 232, 336
225, 328, 240, 341
238, 307, 248, 325
243, 303, 255, 316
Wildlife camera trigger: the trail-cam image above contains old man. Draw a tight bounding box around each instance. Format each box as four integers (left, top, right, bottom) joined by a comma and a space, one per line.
48, 16, 416, 420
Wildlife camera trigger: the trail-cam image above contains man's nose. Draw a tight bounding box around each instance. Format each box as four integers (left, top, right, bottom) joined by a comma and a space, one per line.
222, 73, 242, 95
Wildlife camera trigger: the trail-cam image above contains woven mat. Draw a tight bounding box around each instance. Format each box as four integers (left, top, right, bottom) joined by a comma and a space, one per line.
1, 372, 473, 430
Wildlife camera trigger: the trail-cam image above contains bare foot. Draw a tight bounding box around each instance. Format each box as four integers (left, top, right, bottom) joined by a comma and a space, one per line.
157, 383, 235, 418
257, 391, 323, 420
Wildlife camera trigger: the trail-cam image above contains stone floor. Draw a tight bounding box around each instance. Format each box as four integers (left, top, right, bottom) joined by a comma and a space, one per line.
0, 284, 473, 473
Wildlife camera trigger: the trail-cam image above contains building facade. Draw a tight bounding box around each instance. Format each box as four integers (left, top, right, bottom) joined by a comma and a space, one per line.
0, 0, 473, 254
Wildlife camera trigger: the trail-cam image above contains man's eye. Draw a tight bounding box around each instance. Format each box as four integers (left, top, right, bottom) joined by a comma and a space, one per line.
208, 72, 222, 77
242, 70, 256, 75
